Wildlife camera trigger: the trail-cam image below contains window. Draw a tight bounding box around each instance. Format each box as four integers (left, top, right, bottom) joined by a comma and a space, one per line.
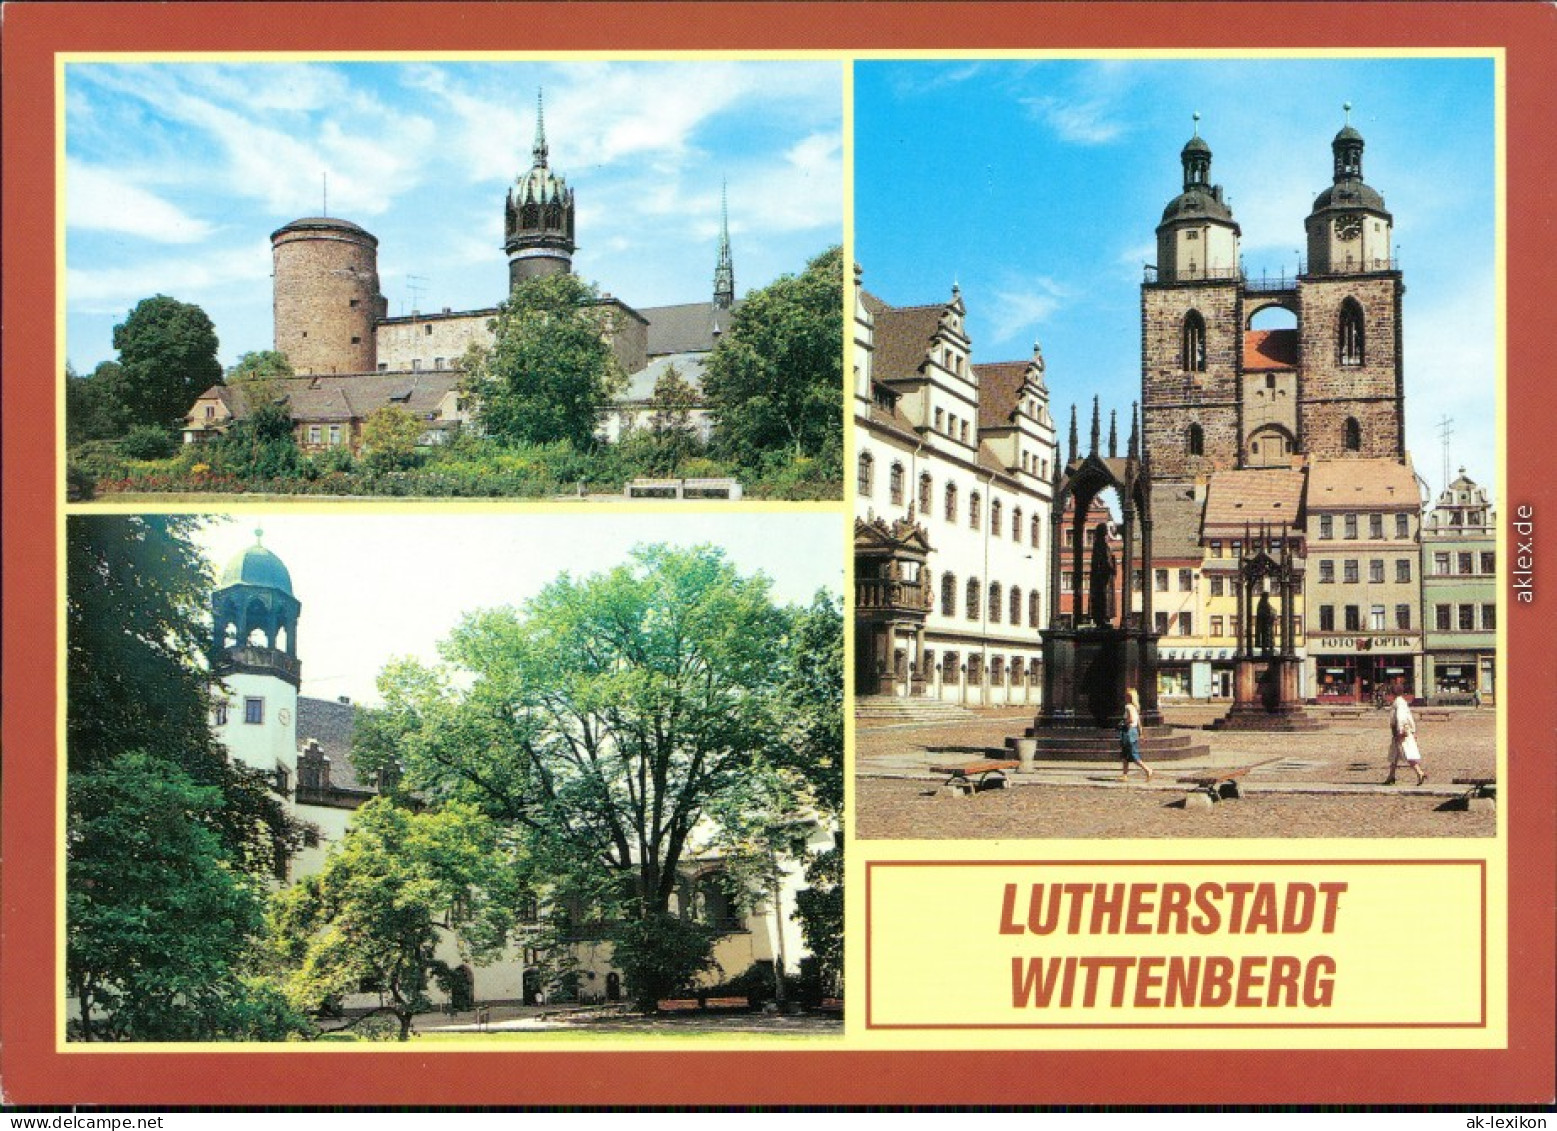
1339, 299, 1365, 366
889, 462, 904, 506
1343, 514, 1358, 539
1395, 604, 1411, 630
1031, 515, 1042, 549
988, 583, 1002, 624
1343, 605, 1361, 632
1155, 569, 1168, 592
1343, 417, 1362, 452
244, 697, 264, 725
1369, 605, 1386, 631
204, 405, 216, 420
1435, 604, 1451, 631
411, 358, 421, 371
1434, 552, 1451, 576
1029, 592, 1041, 628
991, 656, 1005, 684
308, 425, 322, 444
1154, 611, 1169, 635
991, 500, 1003, 537
941, 574, 956, 617
1230, 616, 1240, 639
1319, 606, 1335, 632
969, 492, 982, 530
1178, 612, 1193, 636
350, 335, 361, 345
1369, 560, 1384, 584
1010, 586, 1023, 626
919, 473, 933, 514
1012, 507, 1023, 541
1318, 560, 1335, 584
944, 483, 958, 523
1395, 513, 1410, 538
424, 323, 434, 336
1482, 604, 1496, 631
1210, 615, 1224, 637
1458, 604, 1476, 631
1178, 568, 1192, 592
1062, 571, 1074, 593
1458, 552, 1473, 575
934, 407, 945, 432
1182, 310, 1207, 371
856, 451, 874, 497
1480, 551, 1495, 575
1319, 516, 1334, 540
967, 654, 982, 683
349, 298, 360, 308
1369, 514, 1384, 539
1210, 540, 1223, 558
1187, 423, 1204, 456
1343, 560, 1359, 584
1133, 569, 1144, 593
966, 579, 981, 621
328, 424, 343, 446
213, 702, 228, 726
1211, 575, 1225, 596
960, 421, 969, 444
1396, 559, 1411, 583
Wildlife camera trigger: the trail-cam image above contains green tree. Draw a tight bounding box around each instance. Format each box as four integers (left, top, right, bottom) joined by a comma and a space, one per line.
361, 405, 425, 472
65, 362, 127, 446
355, 545, 818, 1011
267, 798, 520, 1040
702, 246, 843, 472
228, 349, 295, 385
216, 400, 300, 480
107, 295, 223, 430
68, 751, 305, 1041
464, 273, 625, 450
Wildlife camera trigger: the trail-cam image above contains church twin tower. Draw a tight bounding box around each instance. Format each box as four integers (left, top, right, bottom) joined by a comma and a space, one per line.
1142, 110, 1405, 482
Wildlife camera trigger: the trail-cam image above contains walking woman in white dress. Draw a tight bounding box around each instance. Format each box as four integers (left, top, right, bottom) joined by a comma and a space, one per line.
1385, 685, 1425, 786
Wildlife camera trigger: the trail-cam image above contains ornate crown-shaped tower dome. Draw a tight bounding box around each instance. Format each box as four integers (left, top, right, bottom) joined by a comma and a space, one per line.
505, 89, 577, 289
1305, 104, 1394, 275
1155, 114, 1241, 281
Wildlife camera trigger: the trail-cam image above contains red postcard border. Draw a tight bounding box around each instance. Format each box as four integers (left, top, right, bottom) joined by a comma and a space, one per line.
4, 1, 1554, 1107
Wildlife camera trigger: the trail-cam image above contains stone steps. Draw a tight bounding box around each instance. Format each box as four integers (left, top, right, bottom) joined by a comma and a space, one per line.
854, 696, 982, 726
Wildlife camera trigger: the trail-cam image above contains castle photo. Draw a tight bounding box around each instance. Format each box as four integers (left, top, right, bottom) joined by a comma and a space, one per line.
64, 61, 844, 499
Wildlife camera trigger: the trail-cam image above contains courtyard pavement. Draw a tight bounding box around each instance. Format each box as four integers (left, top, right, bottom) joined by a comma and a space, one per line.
855, 702, 1498, 840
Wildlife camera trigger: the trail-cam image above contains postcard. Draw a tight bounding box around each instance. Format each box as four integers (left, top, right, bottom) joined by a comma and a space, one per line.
2, 1, 1552, 1109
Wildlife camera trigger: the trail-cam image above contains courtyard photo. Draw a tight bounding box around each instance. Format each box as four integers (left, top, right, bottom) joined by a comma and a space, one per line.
851, 57, 1498, 837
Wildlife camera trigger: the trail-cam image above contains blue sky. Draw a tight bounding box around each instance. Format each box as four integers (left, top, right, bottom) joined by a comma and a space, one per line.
854, 57, 1498, 503
193, 512, 843, 707
65, 59, 842, 372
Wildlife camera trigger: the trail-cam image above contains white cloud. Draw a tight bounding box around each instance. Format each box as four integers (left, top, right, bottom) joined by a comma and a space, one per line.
985, 274, 1068, 347
67, 162, 215, 243
66, 240, 271, 311
1022, 95, 1126, 145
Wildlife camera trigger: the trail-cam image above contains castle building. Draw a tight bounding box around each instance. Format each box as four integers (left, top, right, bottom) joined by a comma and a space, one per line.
184, 94, 740, 451
208, 531, 822, 1010
1421, 468, 1497, 701
853, 268, 1058, 706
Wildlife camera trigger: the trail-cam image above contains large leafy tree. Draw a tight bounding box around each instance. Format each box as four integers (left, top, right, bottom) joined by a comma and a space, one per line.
68, 752, 304, 1042
106, 295, 223, 431
701, 246, 843, 471
65, 362, 127, 446
268, 798, 520, 1041
67, 516, 298, 1039
355, 545, 829, 1010
463, 273, 625, 450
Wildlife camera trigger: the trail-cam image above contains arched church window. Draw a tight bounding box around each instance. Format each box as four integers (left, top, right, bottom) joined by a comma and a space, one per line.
1187, 423, 1205, 456
1343, 417, 1362, 452
1339, 299, 1365, 366
1182, 310, 1207, 372
856, 451, 874, 497
940, 573, 957, 617
966, 578, 981, 622
889, 462, 905, 505
988, 582, 1002, 623
919, 472, 933, 514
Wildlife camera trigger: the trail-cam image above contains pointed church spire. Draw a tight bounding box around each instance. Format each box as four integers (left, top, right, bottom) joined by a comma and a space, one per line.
713, 178, 735, 309
1108, 409, 1118, 458
1089, 396, 1101, 455
1128, 402, 1140, 461
532, 88, 549, 167
1068, 404, 1079, 464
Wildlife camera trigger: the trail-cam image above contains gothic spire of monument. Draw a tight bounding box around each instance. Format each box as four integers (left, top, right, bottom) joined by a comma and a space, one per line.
714, 178, 735, 309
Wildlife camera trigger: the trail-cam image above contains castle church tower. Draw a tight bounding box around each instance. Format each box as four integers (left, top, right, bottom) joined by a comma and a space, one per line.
713, 180, 735, 309
211, 531, 301, 788
1295, 107, 1405, 460
505, 90, 577, 289
1141, 116, 1244, 481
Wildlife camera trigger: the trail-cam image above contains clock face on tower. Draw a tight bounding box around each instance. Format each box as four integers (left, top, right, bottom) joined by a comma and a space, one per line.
1333, 213, 1363, 241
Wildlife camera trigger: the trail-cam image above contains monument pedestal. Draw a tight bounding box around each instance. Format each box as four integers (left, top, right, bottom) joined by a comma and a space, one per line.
1211, 654, 1323, 731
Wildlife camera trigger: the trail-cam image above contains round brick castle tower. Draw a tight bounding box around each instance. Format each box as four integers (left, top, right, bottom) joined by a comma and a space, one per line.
271, 216, 387, 375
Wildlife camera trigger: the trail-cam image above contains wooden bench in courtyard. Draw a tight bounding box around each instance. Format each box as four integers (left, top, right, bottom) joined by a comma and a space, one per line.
1452, 776, 1497, 808
930, 759, 1021, 795
1177, 765, 1257, 802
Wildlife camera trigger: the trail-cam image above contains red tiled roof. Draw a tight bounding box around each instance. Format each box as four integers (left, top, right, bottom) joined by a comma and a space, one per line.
864, 291, 949, 382
1306, 458, 1419, 510
1243, 329, 1298, 371
1202, 467, 1307, 532
974, 361, 1028, 429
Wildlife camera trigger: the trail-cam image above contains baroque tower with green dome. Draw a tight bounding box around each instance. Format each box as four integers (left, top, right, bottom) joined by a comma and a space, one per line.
211, 529, 302, 787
